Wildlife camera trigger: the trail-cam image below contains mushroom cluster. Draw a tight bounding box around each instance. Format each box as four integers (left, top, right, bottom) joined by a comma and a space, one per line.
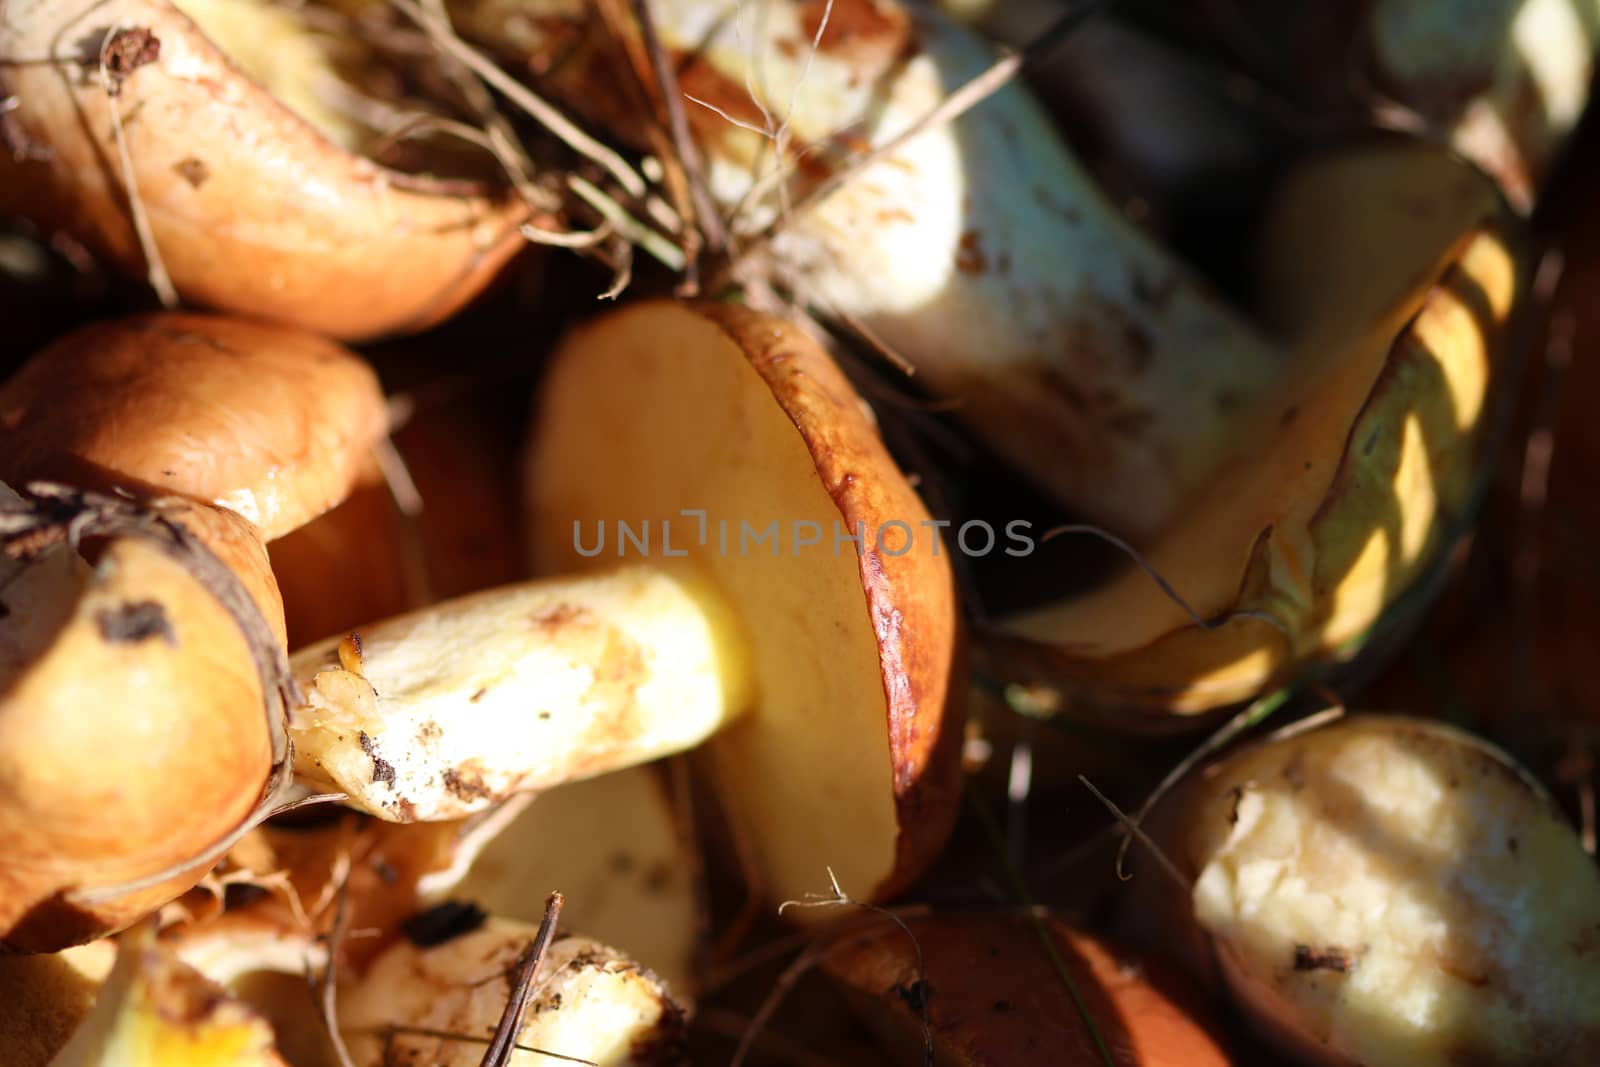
2, 0, 1599, 1064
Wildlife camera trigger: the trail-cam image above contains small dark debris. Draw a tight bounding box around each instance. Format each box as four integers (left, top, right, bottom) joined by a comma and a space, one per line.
441, 768, 490, 801
1294, 944, 1356, 974
993, 999, 1012, 1012
96, 600, 175, 645
1507, 836, 1519, 855
1227, 785, 1245, 825
401, 900, 487, 948
223, 883, 271, 910
538, 710, 552, 720
643, 862, 674, 894
172, 157, 209, 187
893, 978, 932, 1013
0, 601, 9, 620
372, 858, 400, 886
103, 27, 160, 83
358, 731, 396, 787
469, 687, 487, 704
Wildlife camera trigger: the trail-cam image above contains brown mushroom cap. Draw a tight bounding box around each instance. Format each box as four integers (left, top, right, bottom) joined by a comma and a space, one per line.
0, 312, 387, 544
0, 0, 528, 340
822, 912, 1234, 1066
0, 496, 280, 952
526, 300, 964, 906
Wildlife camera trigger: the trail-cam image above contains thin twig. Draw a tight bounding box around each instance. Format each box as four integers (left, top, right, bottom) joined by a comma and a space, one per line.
745, 0, 1107, 252
1033, 524, 1290, 639
967, 790, 1115, 1067
479, 891, 565, 1067
100, 27, 176, 307
630, 0, 727, 263
375, 1027, 595, 1065
318, 870, 360, 1067
568, 174, 686, 272
731, 883, 930, 1067
1109, 687, 1290, 878
387, 0, 647, 200
1076, 776, 1191, 893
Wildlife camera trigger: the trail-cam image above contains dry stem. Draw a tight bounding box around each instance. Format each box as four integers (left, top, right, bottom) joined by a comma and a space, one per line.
99, 26, 177, 307
480, 890, 565, 1067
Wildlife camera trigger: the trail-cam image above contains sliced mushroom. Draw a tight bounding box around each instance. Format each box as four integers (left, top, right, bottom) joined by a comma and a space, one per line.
290, 300, 964, 908
0, 0, 529, 339
1143, 714, 1600, 1067
994, 140, 1525, 720
338, 914, 688, 1067
421, 767, 702, 997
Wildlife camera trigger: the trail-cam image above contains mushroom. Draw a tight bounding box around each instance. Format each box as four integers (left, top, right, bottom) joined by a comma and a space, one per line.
992, 140, 1525, 720
1140, 714, 1600, 1067
445, 0, 1284, 540
0, 311, 388, 544
420, 766, 703, 998
446, 1, 1522, 721
48, 922, 289, 1067
0, 487, 286, 953
290, 300, 964, 908
338, 911, 689, 1067
0, 0, 529, 339
823, 912, 1235, 1066
0, 942, 116, 1067
0, 312, 388, 951
1118, 0, 1599, 211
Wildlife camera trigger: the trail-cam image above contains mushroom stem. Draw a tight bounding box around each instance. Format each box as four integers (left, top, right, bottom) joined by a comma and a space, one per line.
289, 563, 754, 821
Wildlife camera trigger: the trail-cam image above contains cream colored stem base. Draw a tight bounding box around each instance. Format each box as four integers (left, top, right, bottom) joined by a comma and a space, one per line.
289, 563, 752, 821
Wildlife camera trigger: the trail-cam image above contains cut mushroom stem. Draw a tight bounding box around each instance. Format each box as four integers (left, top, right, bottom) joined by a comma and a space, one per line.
293, 299, 964, 910
1140, 714, 1600, 1067
291, 563, 754, 821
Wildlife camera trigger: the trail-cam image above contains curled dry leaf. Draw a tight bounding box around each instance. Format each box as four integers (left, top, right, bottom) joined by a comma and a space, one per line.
0, 0, 529, 339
